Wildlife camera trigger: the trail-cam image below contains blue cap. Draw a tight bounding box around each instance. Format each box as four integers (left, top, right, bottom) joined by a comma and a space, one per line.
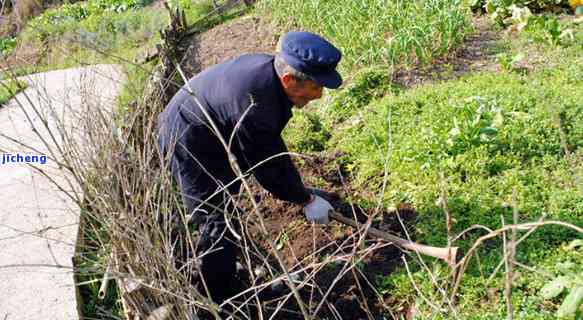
279, 31, 342, 89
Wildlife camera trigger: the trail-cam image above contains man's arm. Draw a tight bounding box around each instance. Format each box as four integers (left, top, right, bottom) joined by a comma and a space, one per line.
236, 120, 311, 205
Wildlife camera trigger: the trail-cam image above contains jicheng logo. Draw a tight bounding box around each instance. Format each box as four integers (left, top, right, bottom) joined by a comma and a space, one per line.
1, 153, 48, 165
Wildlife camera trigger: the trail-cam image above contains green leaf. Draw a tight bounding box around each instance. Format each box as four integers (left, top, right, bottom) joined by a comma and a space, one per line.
557, 262, 576, 273
557, 286, 583, 317
511, 53, 525, 65
541, 276, 569, 299
485, 0, 496, 14
566, 239, 583, 251
479, 127, 498, 136
492, 111, 504, 127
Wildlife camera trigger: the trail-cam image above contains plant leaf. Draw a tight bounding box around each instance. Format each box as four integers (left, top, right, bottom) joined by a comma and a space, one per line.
557, 262, 576, 273
541, 276, 569, 299
566, 239, 583, 251
479, 127, 498, 136
557, 286, 583, 317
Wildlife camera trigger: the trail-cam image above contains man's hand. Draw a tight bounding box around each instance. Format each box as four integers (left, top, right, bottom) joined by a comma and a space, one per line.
303, 195, 333, 224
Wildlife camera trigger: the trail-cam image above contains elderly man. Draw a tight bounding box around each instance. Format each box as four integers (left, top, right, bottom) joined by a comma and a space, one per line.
156, 31, 342, 302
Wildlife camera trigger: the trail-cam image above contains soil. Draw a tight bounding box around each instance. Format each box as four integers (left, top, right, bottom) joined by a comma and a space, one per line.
392, 16, 501, 88
181, 15, 280, 77
232, 154, 418, 319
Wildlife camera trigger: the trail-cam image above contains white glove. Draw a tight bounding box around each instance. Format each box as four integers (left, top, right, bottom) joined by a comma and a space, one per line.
303, 195, 333, 225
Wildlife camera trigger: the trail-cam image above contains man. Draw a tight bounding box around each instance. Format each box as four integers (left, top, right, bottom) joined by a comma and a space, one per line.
156, 31, 342, 302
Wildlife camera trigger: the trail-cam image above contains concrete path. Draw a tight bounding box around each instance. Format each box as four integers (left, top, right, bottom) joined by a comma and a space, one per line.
0, 65, 123, 320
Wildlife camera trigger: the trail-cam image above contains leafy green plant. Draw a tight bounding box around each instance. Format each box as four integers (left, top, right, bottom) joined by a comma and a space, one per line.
25, 0, 154, 41
540, 240, 583, 318
523, 15, 571, 46
496, 52, 525, 72
87, 0, 154, 13
446, 96, 503, 155
0, 79, 27, 106
0, 37, 17, 56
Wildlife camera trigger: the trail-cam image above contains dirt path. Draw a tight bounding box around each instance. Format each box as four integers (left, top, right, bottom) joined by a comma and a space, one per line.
0, 65, 123, 320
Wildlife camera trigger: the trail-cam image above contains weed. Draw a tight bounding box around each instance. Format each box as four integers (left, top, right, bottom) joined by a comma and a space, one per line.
496, 52, 525, 72
539, 240, 583, 318
283, 110, 331, 153
323, 68, 403, 126
0, 36, 16, 56
0, 78, 27, 106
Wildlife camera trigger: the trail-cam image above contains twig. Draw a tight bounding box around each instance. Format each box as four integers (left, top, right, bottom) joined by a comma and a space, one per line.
501, 215, 512, 320
98, 253, 115, 300
439, 172, 453, 246
402, 256, 444, 313
485, 214, 546, 286
450, 219, 583, 301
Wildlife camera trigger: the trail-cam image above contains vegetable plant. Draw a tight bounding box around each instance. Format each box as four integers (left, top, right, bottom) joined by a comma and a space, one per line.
539, 240, 583, 318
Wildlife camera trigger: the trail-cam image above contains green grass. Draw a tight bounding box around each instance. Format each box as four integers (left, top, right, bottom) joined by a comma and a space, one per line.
260, 0, 472, 73
0, 37, 17, 56
0, 79, 27, 106
75, 210, 121, 319
17, 4, 168, 69
9, 0, 218, 77
284, 13, 583, 318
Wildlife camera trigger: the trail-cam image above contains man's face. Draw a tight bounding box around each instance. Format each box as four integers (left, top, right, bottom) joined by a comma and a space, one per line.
280, 74, 323, 108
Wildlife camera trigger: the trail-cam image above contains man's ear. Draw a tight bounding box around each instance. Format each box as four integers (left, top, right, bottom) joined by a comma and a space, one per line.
280, 73, 295, 89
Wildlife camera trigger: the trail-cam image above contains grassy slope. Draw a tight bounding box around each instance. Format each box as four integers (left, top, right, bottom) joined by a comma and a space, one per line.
282, 9, 583, 320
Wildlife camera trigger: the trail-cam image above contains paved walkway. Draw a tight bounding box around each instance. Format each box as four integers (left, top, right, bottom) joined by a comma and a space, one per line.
0, 65, 123, 320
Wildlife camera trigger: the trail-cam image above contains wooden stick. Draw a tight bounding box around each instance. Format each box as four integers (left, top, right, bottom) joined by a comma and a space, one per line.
330, 212, 459, 267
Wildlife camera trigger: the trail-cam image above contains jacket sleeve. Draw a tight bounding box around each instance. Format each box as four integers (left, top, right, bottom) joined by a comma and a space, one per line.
234, 96, 311, 205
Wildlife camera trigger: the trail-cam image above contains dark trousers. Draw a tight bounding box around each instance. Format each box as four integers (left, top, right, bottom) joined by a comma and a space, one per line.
168, 197, 240, 303
195, 212, 239, 303
158, 118, 240, 303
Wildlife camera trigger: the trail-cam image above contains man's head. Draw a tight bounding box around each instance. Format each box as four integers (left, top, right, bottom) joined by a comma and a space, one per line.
275, 32, 342, 108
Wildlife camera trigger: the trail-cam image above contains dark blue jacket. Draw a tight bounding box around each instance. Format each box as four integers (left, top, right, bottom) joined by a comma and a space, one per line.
157, 54, 311, 214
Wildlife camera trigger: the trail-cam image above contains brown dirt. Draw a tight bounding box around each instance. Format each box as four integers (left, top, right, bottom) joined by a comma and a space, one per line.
181, 15, 280, 76
235, 154, 418, 319
392, 16, 501, 88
